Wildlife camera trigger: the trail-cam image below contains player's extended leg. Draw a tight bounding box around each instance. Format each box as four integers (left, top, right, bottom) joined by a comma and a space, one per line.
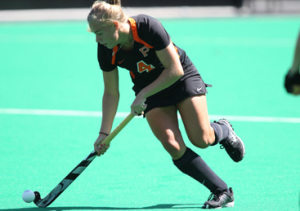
146, 106, 228, 194
177, 95, 245, 162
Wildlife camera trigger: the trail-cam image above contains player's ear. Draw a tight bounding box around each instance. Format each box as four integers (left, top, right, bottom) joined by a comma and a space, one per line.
113, 21, 119, 30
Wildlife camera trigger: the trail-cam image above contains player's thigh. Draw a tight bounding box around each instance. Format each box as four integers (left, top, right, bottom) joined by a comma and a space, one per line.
145, 106, 186, 158
177, 95, 214, 147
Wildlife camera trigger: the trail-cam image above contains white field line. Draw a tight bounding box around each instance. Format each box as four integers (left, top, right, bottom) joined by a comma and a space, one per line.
0, 7, 238, 22
0, 108, 300, 123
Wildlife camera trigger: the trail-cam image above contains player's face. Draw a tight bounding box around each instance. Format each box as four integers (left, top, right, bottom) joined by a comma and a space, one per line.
89, 20, 118, 49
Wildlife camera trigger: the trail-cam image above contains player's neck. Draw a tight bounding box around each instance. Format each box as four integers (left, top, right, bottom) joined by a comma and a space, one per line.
118, 22, 134, 52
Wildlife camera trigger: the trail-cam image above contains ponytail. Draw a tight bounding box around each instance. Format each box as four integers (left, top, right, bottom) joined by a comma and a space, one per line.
106, 0, 121, 6
87, 0, 127, 25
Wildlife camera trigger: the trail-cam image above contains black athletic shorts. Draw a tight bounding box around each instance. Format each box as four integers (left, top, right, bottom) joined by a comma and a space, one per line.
143, 73, 208, 115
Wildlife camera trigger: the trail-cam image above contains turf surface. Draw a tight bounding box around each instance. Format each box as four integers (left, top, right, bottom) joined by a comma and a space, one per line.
0, 16, 299, 210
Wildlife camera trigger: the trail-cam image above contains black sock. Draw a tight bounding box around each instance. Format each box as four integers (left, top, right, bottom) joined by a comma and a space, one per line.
173, 148, 228, 194
210, 122, 230, 145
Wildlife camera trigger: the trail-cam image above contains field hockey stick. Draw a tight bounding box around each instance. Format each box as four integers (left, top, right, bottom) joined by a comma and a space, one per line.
33, 113, 134, 208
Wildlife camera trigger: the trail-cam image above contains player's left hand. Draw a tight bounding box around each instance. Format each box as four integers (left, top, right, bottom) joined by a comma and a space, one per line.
284, 69, 300, 95
131, 94, 147, 116
94, 134, 110, 156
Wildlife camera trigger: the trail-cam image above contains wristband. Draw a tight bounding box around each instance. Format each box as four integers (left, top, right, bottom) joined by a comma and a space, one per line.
99, 132, 109, 136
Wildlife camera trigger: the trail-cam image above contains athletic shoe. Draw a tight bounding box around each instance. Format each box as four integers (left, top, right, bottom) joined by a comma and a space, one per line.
202, 188, 234, 209
217, 119, 245, 162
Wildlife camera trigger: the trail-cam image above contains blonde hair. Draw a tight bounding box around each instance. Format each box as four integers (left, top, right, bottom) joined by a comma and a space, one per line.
87, 0, 127, 25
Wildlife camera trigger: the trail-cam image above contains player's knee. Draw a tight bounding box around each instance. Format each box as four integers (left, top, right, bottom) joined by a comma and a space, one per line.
159, 138, 185, 160
191, 139, 209, 149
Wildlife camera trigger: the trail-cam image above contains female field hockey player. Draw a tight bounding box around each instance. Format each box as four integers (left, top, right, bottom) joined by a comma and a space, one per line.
87, 0, 245, 209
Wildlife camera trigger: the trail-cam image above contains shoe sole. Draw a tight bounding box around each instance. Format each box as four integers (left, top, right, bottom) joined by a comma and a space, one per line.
235, 135, 245, 160
206, 201, 235, 209
224, 201, 234, 208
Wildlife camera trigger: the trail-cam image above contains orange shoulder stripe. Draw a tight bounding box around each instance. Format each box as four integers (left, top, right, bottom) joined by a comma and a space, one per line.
128, 18, 154, 49
130, 71, 135, 79
111, 46, 118, 65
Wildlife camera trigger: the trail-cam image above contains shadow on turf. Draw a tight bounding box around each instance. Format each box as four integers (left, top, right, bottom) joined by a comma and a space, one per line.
2, 204, 203, 211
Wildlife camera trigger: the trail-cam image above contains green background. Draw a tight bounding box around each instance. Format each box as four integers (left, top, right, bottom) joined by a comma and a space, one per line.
0, 16, 299, 210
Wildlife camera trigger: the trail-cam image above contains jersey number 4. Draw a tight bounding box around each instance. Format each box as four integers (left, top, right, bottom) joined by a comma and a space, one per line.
137, 61, 155, 73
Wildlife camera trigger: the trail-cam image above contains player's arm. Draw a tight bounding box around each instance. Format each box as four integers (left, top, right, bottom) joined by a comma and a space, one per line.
131, 42, 184, 114
291, 31, 300, 74
101, 67, 120, 134
95, 67, 119, 155
285, 31, 300, 95
144, 42, 184, 96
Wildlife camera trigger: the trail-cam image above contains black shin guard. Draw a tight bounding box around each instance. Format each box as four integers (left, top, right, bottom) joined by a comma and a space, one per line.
173, 148, 228, 194
210, 122, 230, 145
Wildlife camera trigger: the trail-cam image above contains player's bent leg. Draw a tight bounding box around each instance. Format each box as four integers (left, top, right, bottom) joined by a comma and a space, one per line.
177, 95, 245, 162
176, 95, 215, 148
146, 106, 186, 160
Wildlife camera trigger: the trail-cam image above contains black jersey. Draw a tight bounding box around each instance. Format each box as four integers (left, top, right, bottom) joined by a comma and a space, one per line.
97, 14, 198, 94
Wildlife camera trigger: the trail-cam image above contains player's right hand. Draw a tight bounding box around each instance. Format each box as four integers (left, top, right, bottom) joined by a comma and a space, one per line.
94, 134, 110, 156
131, 93, 147, 116
284, 69, 300, 95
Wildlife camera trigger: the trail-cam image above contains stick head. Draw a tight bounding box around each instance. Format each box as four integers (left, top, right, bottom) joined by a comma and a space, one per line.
33, 191, 41, 204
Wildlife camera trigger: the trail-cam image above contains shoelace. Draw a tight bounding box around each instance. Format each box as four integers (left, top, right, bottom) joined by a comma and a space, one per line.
202, 192, 222, 208
220, 141, 230, 149
206, 192, 220, 202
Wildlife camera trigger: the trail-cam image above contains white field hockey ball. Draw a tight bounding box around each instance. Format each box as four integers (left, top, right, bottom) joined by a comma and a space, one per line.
22, 190, 35, 203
